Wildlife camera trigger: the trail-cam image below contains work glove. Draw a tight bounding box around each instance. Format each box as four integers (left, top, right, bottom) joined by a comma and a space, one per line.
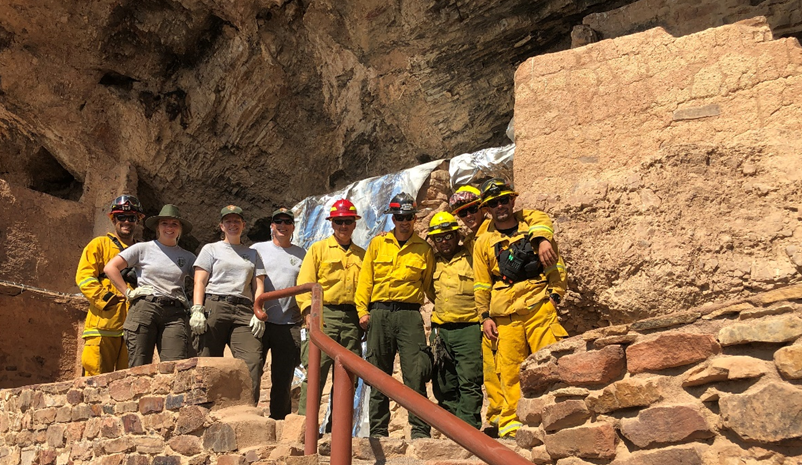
249, 315, 265, 339
125, 285, 154, 302
189, 304, 207, 335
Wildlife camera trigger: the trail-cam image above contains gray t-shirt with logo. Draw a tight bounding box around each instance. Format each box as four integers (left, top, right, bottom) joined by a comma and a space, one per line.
194, 242, 266, 300
251, 241, 306, 325
119, 240, 196, 300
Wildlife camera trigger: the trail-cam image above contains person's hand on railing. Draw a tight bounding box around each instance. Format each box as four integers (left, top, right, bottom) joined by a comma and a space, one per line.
359, 314, 370, 330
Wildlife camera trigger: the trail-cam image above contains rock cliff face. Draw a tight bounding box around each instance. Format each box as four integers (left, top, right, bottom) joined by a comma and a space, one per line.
514, 18, 802, 331
0, 0, 635, 253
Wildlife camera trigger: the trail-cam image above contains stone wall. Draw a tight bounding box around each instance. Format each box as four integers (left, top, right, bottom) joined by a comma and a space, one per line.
514, 17, 802, 332
515, 284, 802, 464
0, 283, 84, 388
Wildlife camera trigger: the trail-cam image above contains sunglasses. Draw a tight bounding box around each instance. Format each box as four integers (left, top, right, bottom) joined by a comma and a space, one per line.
457, 205, 480, 217
273, 218, 294, 225
114, 214, 138, 223
393, 214, 415, 222
432, 233, 455, 243
485, 196, 512, 209
332, 218, 355, 226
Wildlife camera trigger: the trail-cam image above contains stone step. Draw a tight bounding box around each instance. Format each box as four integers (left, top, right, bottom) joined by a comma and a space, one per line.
210, 404, 278, 451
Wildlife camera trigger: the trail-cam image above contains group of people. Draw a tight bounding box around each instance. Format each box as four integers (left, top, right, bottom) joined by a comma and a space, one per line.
75, 177, 568, 438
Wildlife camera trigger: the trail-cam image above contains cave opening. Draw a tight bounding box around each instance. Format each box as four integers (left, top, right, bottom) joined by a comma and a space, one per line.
25, 147, 83, 201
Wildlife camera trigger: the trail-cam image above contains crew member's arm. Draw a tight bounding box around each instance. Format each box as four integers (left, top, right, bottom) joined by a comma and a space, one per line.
193, 268, 209, 306
472, 240, 496, 340
422, 247, 436, 303
76, 239, 119, 310
526, 210, 558, 267
355, 239, 378, 329
104, 255, 130, 298
545, 252, 568, 306
295, 244, 319, 320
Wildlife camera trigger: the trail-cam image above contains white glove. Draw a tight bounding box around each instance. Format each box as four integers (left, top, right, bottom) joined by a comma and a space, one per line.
249, 315, 265, 339
189, 304, 207, 335
126, 285, 155, 301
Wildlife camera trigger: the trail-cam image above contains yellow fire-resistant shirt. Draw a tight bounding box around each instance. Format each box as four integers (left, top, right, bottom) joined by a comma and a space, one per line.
355, 231, 435, 318
429, 246, 480, 325
75, 233, 133, 338
473, 210, 567, 318
462, 217, 489, 254
296, 235, 366, 313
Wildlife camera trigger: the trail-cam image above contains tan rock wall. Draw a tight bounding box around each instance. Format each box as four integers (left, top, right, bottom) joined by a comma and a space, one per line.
517, 284, 802, 463
514, 17, 802, 330
0, 284, 85, 388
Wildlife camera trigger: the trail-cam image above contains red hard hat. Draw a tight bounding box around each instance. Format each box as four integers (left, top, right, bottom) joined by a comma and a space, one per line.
326, 199, 361, 220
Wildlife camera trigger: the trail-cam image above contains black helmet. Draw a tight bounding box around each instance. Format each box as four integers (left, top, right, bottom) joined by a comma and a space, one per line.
479, 178, 518, 205
110, 195, 144, 215
384, 192, 418, 214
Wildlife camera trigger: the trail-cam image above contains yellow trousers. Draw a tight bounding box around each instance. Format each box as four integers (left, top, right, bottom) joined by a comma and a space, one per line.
81, 336, 128, 376
482, 333, 503, 426
495, 301, 567, 438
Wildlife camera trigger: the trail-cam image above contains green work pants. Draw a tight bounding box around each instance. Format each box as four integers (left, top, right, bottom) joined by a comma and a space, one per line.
366, 307, 432, 439
298, 305, 363, 416
199, 299, 263, 404
123, 298, 189, 367
429, 322, 483, 429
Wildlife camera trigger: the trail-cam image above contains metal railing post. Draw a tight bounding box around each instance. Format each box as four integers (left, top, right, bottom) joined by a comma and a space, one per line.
304, 285, 323, 455
330, 357, 354, 465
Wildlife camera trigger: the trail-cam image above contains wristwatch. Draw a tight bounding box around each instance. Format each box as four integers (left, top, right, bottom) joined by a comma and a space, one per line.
481, 311, 490, 322
550, 293, 561, 305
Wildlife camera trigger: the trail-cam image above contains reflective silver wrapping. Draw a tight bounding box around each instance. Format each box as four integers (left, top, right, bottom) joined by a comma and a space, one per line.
448, 144, 515, 188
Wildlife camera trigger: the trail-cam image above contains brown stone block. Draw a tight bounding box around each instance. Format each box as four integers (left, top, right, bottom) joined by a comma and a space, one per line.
70, 439, 94, 460
544, 422, 617, 459
627, 333, 720, 373
620, 404, 713, 448
121, 413, 144, 434
203, 423, 238, 452
682, 356, 768, 387
109, 379, 134, 402
102, 436, 135, 454
585, 377, 662, 414
557, 345, 626, 386
615, 446, 703, 465
151, 456, 182, 465
409, 438, 473, 460
352, 437, 408, 460
100, 417, 123, 438
176, 358, 199, 371
168, 434, 203, 456
84, 417, 102, 439
267, 443, 304, 461
774, 345, 802, 379
99, 453, 125, 465
593, 334, 638, 349
517, 397, 546, 426
66, 389, 83, 405
158, 361, 177, 374
515, 426, 545, 448
38, 449, 57, 465
217, 455, 246, 465
520, 362, 560, 397
32, 408, 56, 426
541, 400, 591, 432
152, 375, 174, 394
133, 435, 165, 454
139, 396, 165, 415
720, 382, 802, 442
129, 364, 158, 376
45, 423, 65, 447
630, 312, 701, 331
750, 284, 802, 305
279, 413, 305, 443
54, 406, 71, 423
718, 315, 802, 346
114, 401, 139, 414
125, 454, 150, 465
65, 421, 84, 442
131, 377, 153, 397
175, 405, 208, 435
143, 411, 175, 433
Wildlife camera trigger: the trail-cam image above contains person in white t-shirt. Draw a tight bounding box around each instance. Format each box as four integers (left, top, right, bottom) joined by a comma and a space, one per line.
251, 207, 306, 419
105, 204, 196, 367
190, 205, 267, 404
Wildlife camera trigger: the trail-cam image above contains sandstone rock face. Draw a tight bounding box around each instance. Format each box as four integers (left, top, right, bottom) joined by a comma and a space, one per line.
719, 382, 802, 443
619, 404, 713, 448
626, 333, 720, 373
514, 17, 802, 331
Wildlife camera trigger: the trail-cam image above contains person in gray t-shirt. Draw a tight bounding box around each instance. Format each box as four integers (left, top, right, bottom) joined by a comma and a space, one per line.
105, 204, 195, 367
250, 207, 306, 419
190, 205, 267, 404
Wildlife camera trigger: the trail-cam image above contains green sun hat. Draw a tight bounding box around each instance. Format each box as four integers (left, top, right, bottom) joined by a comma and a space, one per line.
145, 204, 193, 233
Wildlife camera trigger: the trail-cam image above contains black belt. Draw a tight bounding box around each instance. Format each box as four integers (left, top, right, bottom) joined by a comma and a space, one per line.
206, 294, 253, 306
432, 322, 480, 330
370, 301, 420, 312
142, 295, 181, 307
326, 304, 357, 312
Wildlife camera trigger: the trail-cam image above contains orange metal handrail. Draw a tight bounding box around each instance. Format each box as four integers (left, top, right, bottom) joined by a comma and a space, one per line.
255, 283, 530, 465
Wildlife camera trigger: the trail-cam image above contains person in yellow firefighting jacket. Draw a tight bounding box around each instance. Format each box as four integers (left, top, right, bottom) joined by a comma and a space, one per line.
296, 199, 366, 416
472, 179, 568, 439
356, 192, 435, 439
75, 195, 145, 376
426, 212, 483, 429
450, 186, 502, 435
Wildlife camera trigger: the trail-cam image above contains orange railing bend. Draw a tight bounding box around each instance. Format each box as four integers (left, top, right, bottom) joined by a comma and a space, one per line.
255, 283, 530, 465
